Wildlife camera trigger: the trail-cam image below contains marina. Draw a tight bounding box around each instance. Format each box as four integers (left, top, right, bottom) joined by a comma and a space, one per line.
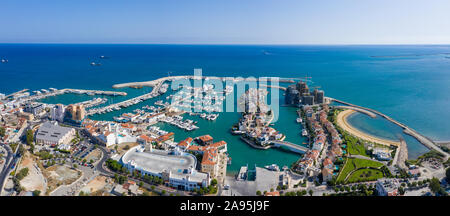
160, 115, 199, 131
87, 81, 166, 115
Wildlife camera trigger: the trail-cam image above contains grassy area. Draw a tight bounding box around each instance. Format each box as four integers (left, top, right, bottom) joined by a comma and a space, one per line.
347, 168, 383, 183
417, 150, 445, 162
347, 141, 368, 157
337, 158, 384, 183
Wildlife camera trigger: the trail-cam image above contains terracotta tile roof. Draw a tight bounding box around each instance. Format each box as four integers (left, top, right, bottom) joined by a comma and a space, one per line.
201, 149, 217, 166
139, 134, 153, 142
121, 123, 135, 129
156, 132, 174, 143
177, 137, 193, 147
198, 135, 213, 143
264, 191, 280, 196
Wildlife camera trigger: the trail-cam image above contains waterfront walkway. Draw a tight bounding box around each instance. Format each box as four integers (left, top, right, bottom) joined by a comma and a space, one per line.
329, 97, 449, 160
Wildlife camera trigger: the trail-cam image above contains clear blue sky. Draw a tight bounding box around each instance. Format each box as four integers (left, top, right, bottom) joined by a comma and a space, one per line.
1, 0, 449, 44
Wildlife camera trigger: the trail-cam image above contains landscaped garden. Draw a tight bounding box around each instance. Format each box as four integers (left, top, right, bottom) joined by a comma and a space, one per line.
336, 158, 385, 183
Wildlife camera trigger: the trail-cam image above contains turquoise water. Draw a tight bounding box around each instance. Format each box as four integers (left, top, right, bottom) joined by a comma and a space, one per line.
346, 112, 429, 159
2, 44, 450, 171
87, 81, 307, 174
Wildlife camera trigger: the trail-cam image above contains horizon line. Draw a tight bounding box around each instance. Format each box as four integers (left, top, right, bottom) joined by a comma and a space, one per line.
1, 42, 450, 46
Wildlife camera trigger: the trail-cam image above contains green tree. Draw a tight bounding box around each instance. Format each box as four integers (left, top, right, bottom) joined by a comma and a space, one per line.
256, 190, 262, 196
398, 187, 405, 195
18, 144, 25, 156
26, 130, 34, 145
308, 189, 313, 196
446, 167, 450, 182
32, 190, 41, 196
211, 179, 218, 186
16, 168, 29, 181
429, 177, 441, 194
0, 127, 5, 137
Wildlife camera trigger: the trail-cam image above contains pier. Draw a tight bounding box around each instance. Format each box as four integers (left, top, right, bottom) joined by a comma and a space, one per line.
73, 97, 108, 108
19, 88, 127, 104
435, 141, 450, 145
5, 89, 29, 98
112, 76, 294, 89
259, 84, 287, 91
62, 89, 127, 96
87, 81, 165, 115
329, 97, 449, 160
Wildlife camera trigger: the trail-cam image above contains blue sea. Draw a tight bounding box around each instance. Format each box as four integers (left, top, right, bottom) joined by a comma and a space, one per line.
1, 44, 449, 170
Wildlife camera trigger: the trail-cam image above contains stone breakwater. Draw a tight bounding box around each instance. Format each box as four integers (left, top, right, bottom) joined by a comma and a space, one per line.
112, 76, 294, 89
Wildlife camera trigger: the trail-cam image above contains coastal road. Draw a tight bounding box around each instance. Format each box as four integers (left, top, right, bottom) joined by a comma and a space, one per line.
0, 143, 14, 193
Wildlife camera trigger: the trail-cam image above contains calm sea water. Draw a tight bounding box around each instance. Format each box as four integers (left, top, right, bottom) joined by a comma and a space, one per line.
1, 44, 449, 172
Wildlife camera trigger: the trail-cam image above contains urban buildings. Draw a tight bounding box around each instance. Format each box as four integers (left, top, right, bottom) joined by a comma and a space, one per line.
50, 104, 65, 122
376, 178, 401, 196
120, 145, 210, 191
285, 81, 325, 106
65, 104, 86, 122
24, 102, 44, 116
35, 121, 76, 146
84, 121, 137, 147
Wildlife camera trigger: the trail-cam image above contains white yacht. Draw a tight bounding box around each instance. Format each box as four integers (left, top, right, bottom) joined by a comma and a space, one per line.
302, 129, 308, 137
264, 164, 280, 171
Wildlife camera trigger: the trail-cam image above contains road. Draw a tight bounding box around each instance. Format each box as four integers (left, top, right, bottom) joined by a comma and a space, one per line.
0, 143, 14, 193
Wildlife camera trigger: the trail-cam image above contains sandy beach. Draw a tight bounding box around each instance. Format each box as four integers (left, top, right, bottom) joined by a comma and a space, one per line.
336, 109, 400, 147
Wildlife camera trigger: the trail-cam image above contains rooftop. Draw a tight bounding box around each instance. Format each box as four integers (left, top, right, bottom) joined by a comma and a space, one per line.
121, 147, 207, 183
35, 121, 74, 143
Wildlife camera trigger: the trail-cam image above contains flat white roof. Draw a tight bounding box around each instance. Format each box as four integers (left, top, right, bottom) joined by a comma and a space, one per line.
121, 147, 208, 183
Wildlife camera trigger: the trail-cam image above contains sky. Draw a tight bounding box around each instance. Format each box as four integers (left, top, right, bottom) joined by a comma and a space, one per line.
1, 0, 449, 44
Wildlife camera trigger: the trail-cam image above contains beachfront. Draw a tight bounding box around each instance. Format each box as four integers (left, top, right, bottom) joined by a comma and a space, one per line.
337, 109, 401, 147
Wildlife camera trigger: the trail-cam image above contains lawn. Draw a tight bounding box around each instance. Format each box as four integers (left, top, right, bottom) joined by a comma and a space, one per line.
347, 168, 383, 183
337, 158, 384, 183
347, 141, 368, 157
341, 131, 369, 157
